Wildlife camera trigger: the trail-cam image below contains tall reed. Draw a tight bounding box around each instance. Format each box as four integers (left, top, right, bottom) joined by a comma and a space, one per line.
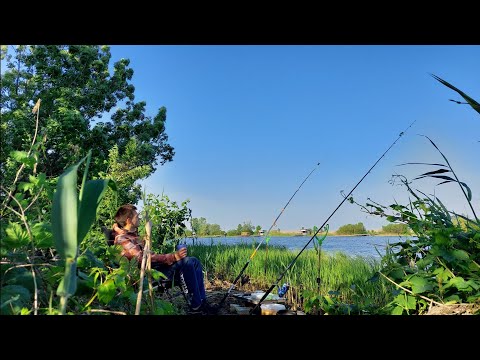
189, 243, 391, 311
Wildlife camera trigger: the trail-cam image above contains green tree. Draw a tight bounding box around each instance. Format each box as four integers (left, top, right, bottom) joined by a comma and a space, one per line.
1, 45, 174, 207
239, 221, 254, 235
190, 217, 224, 236
206, 223, 223, 236
191, 217, 208, 236
336, 222, 367, 235
381, 223, 409, 235
143, 193, 190, 249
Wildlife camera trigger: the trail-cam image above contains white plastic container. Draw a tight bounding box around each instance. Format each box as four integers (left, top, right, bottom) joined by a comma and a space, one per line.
250, 291, 280, 301
260, 303, 286, 315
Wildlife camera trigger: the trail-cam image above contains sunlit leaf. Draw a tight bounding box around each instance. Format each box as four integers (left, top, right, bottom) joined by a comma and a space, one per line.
9, 150, 36, 168
4, 222, 30, 247
97, 278, 117, 304
405, 295, 417, 310
444, 277, 473, 291
17, 182, 35, 193
391, 306, 404, 315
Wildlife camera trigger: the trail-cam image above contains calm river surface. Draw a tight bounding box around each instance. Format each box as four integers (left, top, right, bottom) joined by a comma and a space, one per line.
184, 235, 411, 260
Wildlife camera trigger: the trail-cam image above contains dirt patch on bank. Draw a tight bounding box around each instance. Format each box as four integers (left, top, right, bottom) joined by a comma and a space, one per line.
170, 278, 264, 315
426, 303, 480, 315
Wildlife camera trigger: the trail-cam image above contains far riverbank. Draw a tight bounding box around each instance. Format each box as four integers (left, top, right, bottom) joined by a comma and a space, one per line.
185, 235, 412, 259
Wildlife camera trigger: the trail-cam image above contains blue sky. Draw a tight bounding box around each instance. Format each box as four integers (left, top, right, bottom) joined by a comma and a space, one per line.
107, 45, 480, 232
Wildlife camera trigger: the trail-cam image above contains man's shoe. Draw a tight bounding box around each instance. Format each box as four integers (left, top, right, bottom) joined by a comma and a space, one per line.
187, 303, 207, 315
187, 301, 220, 315
202, 301, 220, 315
187, 308, 206, 315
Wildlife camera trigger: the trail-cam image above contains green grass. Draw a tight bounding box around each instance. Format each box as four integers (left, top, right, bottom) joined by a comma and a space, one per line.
188, 243, 393, 313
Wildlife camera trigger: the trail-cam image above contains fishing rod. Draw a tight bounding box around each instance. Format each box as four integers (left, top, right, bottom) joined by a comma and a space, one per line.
217, 161, 321, 308
250, 120, 416, 314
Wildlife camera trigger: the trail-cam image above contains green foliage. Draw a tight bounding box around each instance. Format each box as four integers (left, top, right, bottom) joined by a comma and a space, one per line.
191, 217, 225, 236
89, 142, 149, 234
1, 45, 174, 207
363, 75, 480, 314
336, 222, 367, 235
377, 186, 480, 314
381, 223, 410, 235
224, 221, 255, 236
1, 285, 32, 315
0, 51, 183, 315
51, 149, 114, 313
302, 289, 364, 315
188, 242, 389, 313
143, 193, 191, 251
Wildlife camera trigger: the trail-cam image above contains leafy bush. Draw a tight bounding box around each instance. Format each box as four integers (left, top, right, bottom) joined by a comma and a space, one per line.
365, 75, 480, 315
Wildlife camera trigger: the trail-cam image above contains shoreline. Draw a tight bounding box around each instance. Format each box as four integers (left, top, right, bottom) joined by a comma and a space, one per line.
194, 233, 412, 238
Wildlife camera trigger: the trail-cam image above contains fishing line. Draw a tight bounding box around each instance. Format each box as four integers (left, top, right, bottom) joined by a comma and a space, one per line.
250, 120, 416, 314
217, 161, 321, 308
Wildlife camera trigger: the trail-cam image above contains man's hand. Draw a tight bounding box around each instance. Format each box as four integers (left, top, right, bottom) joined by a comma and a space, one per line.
174, 247, 187, 261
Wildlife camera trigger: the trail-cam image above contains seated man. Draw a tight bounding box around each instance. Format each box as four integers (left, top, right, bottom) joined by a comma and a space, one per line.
111, 204, 218, 315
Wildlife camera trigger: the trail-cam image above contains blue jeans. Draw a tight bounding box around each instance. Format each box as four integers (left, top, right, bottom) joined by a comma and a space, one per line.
153, 256, 206, 309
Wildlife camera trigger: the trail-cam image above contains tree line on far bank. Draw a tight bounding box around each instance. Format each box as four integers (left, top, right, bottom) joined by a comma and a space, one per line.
186, 218, 411, 237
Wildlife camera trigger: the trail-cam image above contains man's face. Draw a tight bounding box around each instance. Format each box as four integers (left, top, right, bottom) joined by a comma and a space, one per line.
131, 211, 141, 228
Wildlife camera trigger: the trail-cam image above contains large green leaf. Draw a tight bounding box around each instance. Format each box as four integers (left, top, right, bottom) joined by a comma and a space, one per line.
394, 294, 417, 310
77, 179, 112, 244
452, 249, 470, 261
97, 278, 117, 304
391, 306, 404, 315
4, 222, 30, 248
9, 150, 36, 168
51, 162, 81, 259
31, 222, 53, 249
444, 277, 472, 292
410, 276, 433, 294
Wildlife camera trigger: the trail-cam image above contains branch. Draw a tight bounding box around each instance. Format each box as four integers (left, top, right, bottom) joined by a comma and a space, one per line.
378, 271, 443, 306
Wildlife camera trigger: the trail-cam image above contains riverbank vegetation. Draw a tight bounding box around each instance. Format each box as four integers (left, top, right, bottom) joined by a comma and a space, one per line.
187, 220, 412, 237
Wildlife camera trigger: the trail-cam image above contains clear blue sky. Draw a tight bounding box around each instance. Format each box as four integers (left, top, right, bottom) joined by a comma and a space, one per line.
107, 45, 480, 232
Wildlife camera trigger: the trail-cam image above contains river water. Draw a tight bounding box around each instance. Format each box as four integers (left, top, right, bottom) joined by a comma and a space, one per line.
183, 235, 410, 260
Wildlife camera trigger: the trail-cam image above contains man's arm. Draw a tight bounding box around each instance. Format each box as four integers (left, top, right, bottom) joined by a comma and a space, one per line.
151, 253, 176, 266
115, 233, 177, 266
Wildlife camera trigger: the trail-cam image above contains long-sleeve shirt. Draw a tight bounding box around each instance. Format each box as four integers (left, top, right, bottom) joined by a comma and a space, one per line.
111, 223, 176, 266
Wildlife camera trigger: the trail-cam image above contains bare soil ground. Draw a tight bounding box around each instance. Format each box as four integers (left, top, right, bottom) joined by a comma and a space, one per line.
205, 278, 261, 315
169, 278, 264, 315
426, 303, 480, 315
